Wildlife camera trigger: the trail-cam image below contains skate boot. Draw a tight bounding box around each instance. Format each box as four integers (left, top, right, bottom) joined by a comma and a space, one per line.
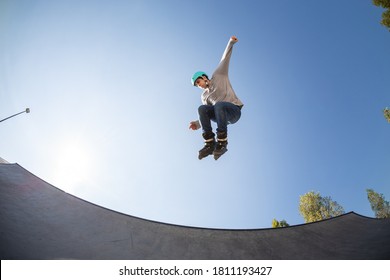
213, 132, 228, 160
198, 132, 216, 160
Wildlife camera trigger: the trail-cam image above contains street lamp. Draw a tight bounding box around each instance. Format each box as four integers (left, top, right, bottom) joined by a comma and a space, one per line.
0, 108, 30, 123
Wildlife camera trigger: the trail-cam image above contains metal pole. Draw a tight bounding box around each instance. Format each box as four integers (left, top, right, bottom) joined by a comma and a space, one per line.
0, 108, 30, 123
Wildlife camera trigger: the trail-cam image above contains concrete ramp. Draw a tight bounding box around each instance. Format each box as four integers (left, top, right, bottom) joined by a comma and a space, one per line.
1, 163, 389, 260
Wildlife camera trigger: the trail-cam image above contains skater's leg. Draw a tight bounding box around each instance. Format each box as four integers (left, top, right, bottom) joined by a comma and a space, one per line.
198, 131, 216, 160
197, 105, 216, 160
213, 102, 241, 160
213, 131, 228, 160
197, 103, 241, 160
198, 105, 215, 134
214, 102, 241, 134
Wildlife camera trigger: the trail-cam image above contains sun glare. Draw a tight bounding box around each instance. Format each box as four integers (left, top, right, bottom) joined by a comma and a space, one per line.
52, 138, 94, 193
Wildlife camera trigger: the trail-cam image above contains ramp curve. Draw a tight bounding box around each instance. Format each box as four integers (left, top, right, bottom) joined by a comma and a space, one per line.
1, 163, 389, 259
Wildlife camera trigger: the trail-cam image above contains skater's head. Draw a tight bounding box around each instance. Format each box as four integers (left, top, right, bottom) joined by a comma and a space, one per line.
191, 71, 209, 89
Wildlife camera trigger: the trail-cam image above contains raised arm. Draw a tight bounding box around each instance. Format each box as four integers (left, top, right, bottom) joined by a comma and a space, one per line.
213, 36, 238, 76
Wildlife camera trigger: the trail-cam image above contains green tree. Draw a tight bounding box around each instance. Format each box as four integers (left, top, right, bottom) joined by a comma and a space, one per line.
299, 191, 345, 223
366, 189, 390, 218
272, 219, 290, 228
384, 107, 390, 123
373, 0, 390, 31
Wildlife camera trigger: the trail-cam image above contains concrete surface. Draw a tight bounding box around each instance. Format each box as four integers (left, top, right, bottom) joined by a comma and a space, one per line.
1, 163, 389, 260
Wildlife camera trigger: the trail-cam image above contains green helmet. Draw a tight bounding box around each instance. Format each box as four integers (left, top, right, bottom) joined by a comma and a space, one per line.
191, 71, 208, 86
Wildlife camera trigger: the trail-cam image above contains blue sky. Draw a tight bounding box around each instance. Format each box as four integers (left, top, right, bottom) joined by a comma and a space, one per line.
1, 0, 389, 229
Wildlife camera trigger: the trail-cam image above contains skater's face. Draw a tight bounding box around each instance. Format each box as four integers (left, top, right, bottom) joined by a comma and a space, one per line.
195, 77, 209, 89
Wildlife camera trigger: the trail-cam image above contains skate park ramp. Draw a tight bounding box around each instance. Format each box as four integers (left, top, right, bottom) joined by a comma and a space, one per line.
1, 162, 390, 260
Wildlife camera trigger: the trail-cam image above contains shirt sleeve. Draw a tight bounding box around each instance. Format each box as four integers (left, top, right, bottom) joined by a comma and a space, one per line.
194, 120, 201, 130
212, 38, 237, 77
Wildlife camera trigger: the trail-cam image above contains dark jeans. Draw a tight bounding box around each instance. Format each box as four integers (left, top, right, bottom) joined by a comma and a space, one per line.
198, 102, 242, 134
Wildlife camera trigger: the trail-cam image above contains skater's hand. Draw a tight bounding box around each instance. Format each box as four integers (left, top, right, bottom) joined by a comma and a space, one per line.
231, 36, 238, 42
189, 121, 200, 130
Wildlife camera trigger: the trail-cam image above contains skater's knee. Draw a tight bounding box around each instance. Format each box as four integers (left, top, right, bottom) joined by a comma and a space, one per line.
214, 102, 224, 108
214, 102, 229, 112
198, 105, 208, 114
215, 103, 231, 118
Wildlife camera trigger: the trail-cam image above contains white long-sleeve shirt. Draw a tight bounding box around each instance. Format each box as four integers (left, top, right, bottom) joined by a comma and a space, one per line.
201, 38, 243, 107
